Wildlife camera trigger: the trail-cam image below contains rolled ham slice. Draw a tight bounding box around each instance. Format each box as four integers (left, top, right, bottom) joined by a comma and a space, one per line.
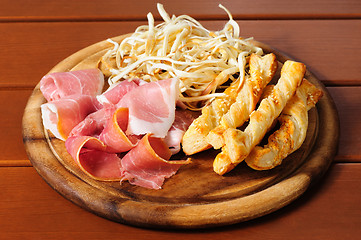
99, 108, 137, 153
65, 136, 123, 181
120, 134, 190, 189
41, 95, 100, 140
96, 79, 145, 105
164, 110, 194, 154
40, 69, 104, 102
69, 105, 116, 138
39, 69, 190, 189
117, 78, 179, 138
69, 106, 137, 153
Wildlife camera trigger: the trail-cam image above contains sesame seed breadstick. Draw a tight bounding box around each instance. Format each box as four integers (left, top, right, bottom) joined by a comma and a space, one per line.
181, 80, 239, 155
182, 53, 277, 155
213, 60, 306, 175
206, 53, 278, 149
245, 79, 323, 170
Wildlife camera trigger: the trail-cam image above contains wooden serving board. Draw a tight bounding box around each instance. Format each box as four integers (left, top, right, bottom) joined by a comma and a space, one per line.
22, 35, 339, 229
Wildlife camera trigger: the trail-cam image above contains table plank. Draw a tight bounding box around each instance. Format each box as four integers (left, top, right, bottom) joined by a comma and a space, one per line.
1, 0, 359, 239
0, 20, 360, 88
1, 86, 359, 166
0, 163, 360, 239
0, 89, 31, 163
0, 0, 360, 21
328, 87, 361, 162
0, 21, 144, 88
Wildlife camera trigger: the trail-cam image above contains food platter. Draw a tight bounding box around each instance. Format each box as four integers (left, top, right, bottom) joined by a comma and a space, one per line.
22, 34, 339, 229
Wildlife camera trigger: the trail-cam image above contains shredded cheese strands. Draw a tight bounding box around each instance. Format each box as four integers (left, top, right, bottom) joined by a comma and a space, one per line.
103, 3, 263, 110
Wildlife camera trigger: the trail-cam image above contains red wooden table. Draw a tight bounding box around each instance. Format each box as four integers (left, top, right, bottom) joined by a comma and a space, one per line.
1, 1, 360, 239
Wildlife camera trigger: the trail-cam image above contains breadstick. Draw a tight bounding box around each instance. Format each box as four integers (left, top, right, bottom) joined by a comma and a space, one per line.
213, 60, 306, 175
206, 53, 278, 149
245, 79, 323, 170
182, 53, 277, 155
181, 79, 239, 155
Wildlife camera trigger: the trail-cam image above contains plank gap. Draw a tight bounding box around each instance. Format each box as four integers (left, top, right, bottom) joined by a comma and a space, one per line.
0, 160, 32, 167
322, 81, 361, 87
1, 82, 360, 90
334, 155, 361, 163
1, 155, 359, 168
1, 14, 361, 23
0, 86, 35, 91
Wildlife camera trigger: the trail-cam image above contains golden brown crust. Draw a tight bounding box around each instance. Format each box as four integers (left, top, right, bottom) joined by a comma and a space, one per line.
181, 83, 239, 155
213, 60, 306, 175
182, 53, 278, 155
213, 148, 236, 175
206, 53, 278, 149
245, 79, 323, 170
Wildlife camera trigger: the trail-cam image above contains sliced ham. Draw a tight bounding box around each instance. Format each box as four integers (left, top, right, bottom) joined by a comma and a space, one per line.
69, 105, 116, 138
41, 95, 100, 140
40, 69, 104, 102
164, 110, 194, 154
117, 78, 179, 138
65, 136, 122, 181
120, 134, 190, 189
39, 69, 191, 189
99, 108, 137, 153
96, 80, 139, 105
69, 106, 137, 153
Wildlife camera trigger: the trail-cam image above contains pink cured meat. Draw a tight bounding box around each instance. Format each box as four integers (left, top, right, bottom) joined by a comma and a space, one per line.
96, 79, 144, 105
117, 78, 179, 138
164, 110, 194, 154
69, 105, 116, 138
99, 108, 137, 153
40, 69, 104, 102
69, 106, 137, 153
41, 95, 100, 140
39, 71, 190, 189
65, 136, 122, 181
120, 134, 190, 189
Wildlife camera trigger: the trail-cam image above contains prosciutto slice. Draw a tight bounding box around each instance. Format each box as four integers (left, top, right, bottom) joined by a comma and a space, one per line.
164, 110, 194, 154
69, 106, 137, 153
118, 78, 179, 138
69, 105, 116, 138
65, 136, 122, 181
40, 69, 104, 102
99, 108, 137, 153
41, 95, 100, 140
120, 134, 190, 189
96, 79, 147, 105
39, 69, 191, 189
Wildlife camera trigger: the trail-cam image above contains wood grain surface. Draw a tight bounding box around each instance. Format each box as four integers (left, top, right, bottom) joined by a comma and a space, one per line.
1, 0, 360, 238
1, 20, 361, 88
1, 0, 360, 21
1, 163, 360, 239
22, 35, 339, 228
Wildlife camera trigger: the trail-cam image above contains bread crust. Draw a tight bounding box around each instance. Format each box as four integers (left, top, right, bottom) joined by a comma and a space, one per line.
182, 53, 277, 155
245, 79, 323, 170
213, 60, 306, 175
181, 81, 239, 155
206, 53, 278, 149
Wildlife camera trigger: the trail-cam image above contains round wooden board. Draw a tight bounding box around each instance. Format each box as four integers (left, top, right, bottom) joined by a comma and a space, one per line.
22, 35, 339, 229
